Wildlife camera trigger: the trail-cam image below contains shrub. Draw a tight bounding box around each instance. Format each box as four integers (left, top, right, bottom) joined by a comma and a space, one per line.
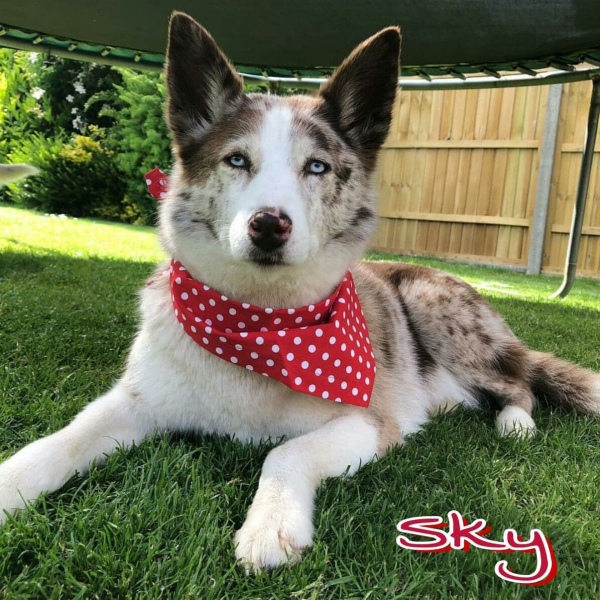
91, 69, 171, 224
7, 133, 130, 221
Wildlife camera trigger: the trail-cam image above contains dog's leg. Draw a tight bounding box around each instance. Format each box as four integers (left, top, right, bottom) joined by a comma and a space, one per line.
235, 411, 385, 571
0, 383, 150, 523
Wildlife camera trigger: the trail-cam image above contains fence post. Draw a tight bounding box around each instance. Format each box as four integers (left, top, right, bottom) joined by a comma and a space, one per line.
526, 84, 563, 275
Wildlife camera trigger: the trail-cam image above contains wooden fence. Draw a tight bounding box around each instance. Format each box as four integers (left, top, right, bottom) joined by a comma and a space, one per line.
372, 81, 600, 277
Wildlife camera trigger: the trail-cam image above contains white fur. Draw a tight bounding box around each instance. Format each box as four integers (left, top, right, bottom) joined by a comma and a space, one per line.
0, 164, 39, 185
496, 406, 537, 438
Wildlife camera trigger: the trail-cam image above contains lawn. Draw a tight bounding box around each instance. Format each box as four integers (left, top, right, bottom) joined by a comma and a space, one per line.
0, 204, 599, 599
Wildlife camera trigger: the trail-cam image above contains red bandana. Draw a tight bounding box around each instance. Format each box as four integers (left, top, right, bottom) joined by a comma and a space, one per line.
145, 168, 169, 200
167, 260, 376, 406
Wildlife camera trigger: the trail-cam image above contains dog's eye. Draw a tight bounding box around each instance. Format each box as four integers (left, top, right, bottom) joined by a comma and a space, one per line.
226, 154, 248, 169
306, 160, 329, 175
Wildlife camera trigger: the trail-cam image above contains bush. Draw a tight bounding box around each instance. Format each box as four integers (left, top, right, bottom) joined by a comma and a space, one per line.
92, 69, 171, 224
7, 133, 130, 221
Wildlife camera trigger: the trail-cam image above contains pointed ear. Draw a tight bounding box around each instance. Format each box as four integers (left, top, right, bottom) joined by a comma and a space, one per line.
317, 27, 400, 168
165, 12, 243, 148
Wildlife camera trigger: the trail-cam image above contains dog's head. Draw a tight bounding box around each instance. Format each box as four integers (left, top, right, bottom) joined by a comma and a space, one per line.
160, 12, 400, 305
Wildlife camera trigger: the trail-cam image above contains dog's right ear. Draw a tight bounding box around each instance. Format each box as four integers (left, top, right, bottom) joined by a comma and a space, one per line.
165, 12, 243, 148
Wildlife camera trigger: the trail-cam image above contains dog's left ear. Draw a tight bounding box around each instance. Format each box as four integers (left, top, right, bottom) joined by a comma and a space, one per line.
317, 27, 400, 168
165, 12, 243, 148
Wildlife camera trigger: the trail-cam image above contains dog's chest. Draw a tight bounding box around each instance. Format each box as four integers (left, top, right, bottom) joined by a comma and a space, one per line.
127, 300, 341, 442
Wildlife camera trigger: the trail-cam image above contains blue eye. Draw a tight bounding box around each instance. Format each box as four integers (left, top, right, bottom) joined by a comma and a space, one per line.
227, 154, 247, 168
307, 160, 329, 175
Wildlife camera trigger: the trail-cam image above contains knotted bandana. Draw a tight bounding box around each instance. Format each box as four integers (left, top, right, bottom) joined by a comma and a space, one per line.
165, 260, 376, 406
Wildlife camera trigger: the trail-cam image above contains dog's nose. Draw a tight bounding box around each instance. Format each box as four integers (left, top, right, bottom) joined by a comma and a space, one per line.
248, 208, 293, 251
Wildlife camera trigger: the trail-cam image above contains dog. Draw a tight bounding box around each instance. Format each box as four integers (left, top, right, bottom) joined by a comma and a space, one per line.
0, 164, 39, 185
0, 12, 598, 572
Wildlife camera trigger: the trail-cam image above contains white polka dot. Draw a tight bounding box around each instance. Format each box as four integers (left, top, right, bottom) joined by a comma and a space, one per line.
308, 305, 315, 312
217, 314, 224, 321
325, 299, 330, 307
251, 315, 259, 322
205, 319, 212, 326
191, 326, 197, 333
202, 337, 209, 345
294, 337, 302, 345
262, 373, 269, 377
363, 394, 368, 401
282, 368, 288, 376
256, 337, 264, 345
356, 372, 362, 380
181, 292, 189, 300
251, 352, 259, 359
266, 359, 274, 366
203, 285, 209, 291
195, 317, 201, 323
351, 350, 355, 358
339, 298, 346, 304
309, 384, 316, 392
246, 365, 253, 371
308, 345, 316, 353
238, 322, 246, 329
175, 309, 179, 317
346, 366, 352, 374
367, 361, 371, 369
315, 368, 322, 376
286, 353, 294, 361
322, 391, 329, 399
352, 388, 359, 396
365, 377, 370, 385
226, 328, 233, 333
146, 178, 152, 185
191, 288, 197, 295
301, 361, 309, 369
231, 356, 238, 363
335, 397, 342, 403
205, 326, 212, 334
235, 344, 243, 351
209, 299, 216, 307
334, 359, 341, 367
328, 375, 335, 383
175, 277, 181, 284
341, 382, 348, 390
315, 314, 321, 320
240, 332, 248, 338
335, 321, 340, 329
219, 336, 227, 343
221, 295, 228, 301
288, 308, 295, 314
294, 376, 302, 385
322, 352, 329, 360
216, 347, 223, 355
315, 329, 323, 337
199, 304, 205, 311
160, 192, 167, 199
278, 331, 286, 337
265, 308, 273, 314
329, 336, 336, 345
274, 318, 282, 325
229, 308, 237, 315
359, 356, 363, 364
242, 303, 250, 309
272, 344, 280, 352
295, 316, 303, 324
341, 343, 347, 351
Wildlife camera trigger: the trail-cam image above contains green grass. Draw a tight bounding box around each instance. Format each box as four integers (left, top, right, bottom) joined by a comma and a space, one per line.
1, 203, 599, 599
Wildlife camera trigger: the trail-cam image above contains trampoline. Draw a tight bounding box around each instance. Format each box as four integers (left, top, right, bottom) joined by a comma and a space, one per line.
1, 1, 599, 295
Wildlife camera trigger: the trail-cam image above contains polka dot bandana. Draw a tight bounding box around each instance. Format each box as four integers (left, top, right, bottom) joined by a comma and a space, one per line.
145, 168, 169, 200
168, 260, 376, 407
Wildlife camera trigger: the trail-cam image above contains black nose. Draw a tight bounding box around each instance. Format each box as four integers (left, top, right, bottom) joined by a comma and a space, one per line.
248, 209, 293, 251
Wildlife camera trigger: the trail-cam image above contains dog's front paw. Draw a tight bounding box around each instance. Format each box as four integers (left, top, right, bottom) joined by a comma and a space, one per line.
235, 500, 314, 572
